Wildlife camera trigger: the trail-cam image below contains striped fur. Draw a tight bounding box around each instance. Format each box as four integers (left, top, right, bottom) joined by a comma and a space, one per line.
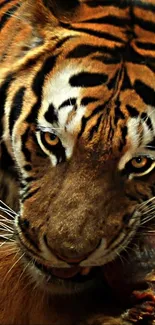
0, 0, 155, 324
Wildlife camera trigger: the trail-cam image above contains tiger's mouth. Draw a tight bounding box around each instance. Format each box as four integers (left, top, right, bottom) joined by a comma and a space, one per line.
34, 260, 98, 283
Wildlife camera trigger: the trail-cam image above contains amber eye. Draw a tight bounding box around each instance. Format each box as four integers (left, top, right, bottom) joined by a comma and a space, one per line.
39, 131, 60, 151
125, 156, 154, 176
44, 132, 59, 146
131, 157, 148, 169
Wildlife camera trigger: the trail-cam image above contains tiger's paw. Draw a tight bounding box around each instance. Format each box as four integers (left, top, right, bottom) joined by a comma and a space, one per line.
122, 289, 155, 324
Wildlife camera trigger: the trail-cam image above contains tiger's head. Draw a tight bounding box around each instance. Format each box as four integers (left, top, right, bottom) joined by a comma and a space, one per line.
2, 0, 155, 293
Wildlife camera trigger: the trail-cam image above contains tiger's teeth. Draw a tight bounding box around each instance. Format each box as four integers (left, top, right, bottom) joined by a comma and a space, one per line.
80, 267, 92, 276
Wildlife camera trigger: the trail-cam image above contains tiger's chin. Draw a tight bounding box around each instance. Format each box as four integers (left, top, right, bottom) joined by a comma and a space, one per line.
25, 256, 102, 294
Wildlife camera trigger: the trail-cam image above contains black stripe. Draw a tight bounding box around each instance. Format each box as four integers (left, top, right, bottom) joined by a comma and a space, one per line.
83, 15, 130, 27
21, 188, 40, 203
24, 177, 36, 183
134, 17, 155, 33
70, 72, 108, 87
119, 126, 127, 152
124, 45, 144, 63
107, 70, 120, 90
44, 104, 58, 124
0, 3, 20, 30
53, 36, 72, 49
43, 0, 79, 11
134, 80, 155, 106
0, 74, 13, 139
134, 0, 155, 12
88, 114, 102, 141
0, 142, 15, 172
68, 26, 125, 43
81, 97, 98, 106
78, 116, 87, 138
141, 112, 154, 131
121, 67, 132, 90
67, 44, 117, 59
85, 0, 155, 12
78, 103, 107, 138
146, 138, 155, 151
0, 0, 14, 9
18, 218, 41, 251
92, 54, 121, 64
107, 116, 114, 142
84, 0, 129, 9
136, 41, 155, 51
114, 99, 125, 125
126, 104, 139, 117
67, 44, 100, 59
21, 127, 31, 162
59, 98, 76, 109
23, 164, 32, 171
9, 87, 26, 135
26, 55, 57, 124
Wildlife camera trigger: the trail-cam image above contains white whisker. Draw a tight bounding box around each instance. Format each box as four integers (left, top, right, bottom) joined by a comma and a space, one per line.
18, 260, 32, 283
0, 200, 17, 213
138, 197, 155, 209
141, 208, 155, 217
0, 207, 16, 214
0, 223, 14, 232
5, 252, 25, 277
0, 216, 14, 224
141, 214, 155, 225
0, 236, 14, 241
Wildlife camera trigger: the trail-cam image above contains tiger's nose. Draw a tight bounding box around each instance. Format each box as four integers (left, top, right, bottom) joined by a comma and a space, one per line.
52, 240, 101, 264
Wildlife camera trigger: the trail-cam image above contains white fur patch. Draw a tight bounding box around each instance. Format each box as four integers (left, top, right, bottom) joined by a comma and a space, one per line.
37, 64, 86, 163
119, 106, 155, 171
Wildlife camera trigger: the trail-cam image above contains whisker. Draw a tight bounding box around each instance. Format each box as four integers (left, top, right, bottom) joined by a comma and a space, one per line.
0, 201, 18, 222
7, 252, 25, 275
141, 214, 155, 225
18, 260, 32, 283
0, 240, 16, 248
141, 213, 155, 223
0, 228, 14, 234
117, 250, 129, 265
138, 197, 155, 209
0, 236, 14, 241
0, 200, 17, 213
0, 216, 14, 224
0, 229, 14, 236
140, 207, 155, 215
0, 223, 14, 231
0, 245, 18, 252
0, 208, 16, 216
138, 224, 155, 230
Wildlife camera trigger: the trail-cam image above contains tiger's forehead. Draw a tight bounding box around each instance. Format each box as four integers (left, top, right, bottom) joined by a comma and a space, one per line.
38, 64, 86, 135
37, 60, 155, 163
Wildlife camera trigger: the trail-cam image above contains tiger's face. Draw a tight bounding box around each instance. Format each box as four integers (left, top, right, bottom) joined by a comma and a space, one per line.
3, 0, 155, 293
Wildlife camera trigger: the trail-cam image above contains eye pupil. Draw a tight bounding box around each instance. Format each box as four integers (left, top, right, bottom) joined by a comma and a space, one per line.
135, 157, 142, 164
44, 132, 59, 146
49, 133, 57, 140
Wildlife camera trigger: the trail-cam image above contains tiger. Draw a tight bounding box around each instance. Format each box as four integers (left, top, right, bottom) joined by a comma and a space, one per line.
0, 0, 155, 324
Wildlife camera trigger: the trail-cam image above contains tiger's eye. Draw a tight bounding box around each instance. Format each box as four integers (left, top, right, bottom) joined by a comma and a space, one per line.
131, 157, 148, 169
44, 132, 59, 146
